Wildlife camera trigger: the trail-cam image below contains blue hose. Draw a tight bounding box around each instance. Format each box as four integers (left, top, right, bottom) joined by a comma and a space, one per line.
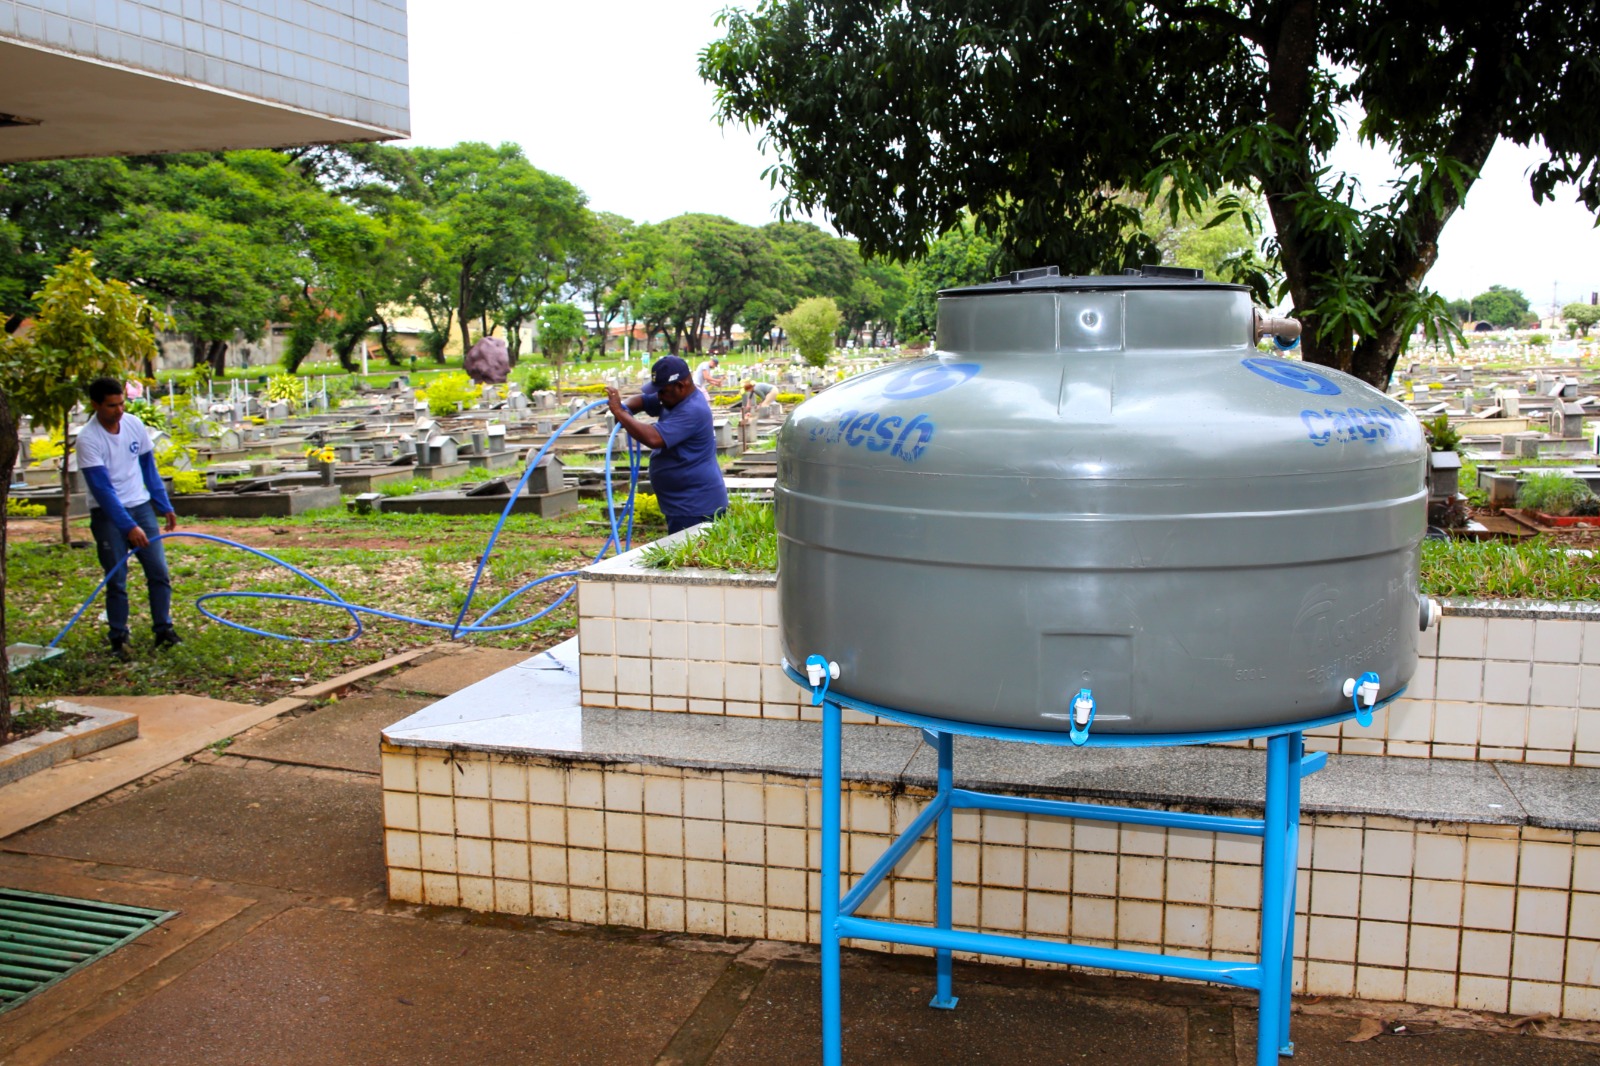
45, 399, 643, 648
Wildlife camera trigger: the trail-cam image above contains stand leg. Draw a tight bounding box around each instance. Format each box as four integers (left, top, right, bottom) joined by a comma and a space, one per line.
1277, 733, 1305, 1057
821, 700, 843, 1066
1257, 733, 1291, 1065
930, 731, 958, 1009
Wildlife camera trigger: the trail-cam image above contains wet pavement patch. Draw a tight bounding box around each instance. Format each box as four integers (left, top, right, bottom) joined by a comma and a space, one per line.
707, 958, 1189, 1065
43, 907, 731, 1066
4, 763, 385, 900
230, 695, 431, 774
376, 649, 539, 697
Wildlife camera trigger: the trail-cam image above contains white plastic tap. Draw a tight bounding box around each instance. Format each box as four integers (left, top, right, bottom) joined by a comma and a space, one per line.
1342, 677, 1380, 707
1073, 692, 1095, 728
807, 659, 840, 688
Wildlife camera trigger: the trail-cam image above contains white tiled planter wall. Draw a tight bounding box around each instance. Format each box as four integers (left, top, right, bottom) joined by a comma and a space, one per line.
577, 567, 882, 726
381, 747, 1600, 1021
1297, 612, 1600, 766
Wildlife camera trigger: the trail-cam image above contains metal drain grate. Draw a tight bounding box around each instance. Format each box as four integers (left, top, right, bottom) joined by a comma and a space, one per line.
0, 888, 174, 1013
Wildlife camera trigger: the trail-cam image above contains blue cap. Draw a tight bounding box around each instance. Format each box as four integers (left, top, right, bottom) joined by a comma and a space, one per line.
651, 355, 691, 387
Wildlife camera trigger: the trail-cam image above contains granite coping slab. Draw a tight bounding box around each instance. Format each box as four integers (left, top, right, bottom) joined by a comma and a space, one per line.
380, 640, 1597, 831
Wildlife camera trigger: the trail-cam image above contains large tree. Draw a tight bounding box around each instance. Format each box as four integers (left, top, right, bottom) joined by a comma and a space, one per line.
701, 0, 1600, 387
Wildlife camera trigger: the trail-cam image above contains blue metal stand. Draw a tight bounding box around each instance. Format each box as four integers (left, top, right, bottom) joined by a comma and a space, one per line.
791, 662, 1404, 1066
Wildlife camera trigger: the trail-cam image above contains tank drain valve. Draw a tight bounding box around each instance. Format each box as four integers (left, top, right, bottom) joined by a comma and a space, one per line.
1253, 310, 1303, 351
805, 655, 840, 705
1069, 689, 1096, 746
1420, 598, 1442, 631
1343, 671, 1382, 727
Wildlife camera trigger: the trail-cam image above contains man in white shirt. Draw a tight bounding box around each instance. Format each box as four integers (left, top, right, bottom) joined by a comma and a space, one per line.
691, 356, 722, 399
77, 377, 181, 660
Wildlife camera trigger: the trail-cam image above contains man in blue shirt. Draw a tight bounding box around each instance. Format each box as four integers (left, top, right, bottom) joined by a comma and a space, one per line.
77, 377, 181, 660
606, 356, 729, 534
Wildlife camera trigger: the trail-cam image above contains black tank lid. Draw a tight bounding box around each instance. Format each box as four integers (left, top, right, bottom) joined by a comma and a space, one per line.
940, 264, 1251, 296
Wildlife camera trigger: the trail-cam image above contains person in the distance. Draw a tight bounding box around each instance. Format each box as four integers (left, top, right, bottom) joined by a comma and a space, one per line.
77, 377, 181, 660
606, 356, 729, 534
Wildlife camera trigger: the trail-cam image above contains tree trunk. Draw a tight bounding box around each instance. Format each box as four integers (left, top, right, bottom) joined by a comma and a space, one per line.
57, 410, 71, 546
207, 339, 228, 377
457, 266, 474, 356
0, 389, 17, 743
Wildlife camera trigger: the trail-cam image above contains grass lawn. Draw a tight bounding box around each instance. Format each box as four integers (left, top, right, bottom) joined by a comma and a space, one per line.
6, 500, 655, 706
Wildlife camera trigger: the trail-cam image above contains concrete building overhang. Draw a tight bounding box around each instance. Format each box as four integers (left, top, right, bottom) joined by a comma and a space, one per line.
0, 38, 406, 163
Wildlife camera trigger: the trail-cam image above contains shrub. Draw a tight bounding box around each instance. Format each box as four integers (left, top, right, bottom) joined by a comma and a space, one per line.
422, 371, 479, 416
774, 392, 805, 405
630, 492, 665, 528
1517, 471, 1598, 516
776, 297, 843, 368
169, 470, 207, 494
28, 437, 64, 465
265, 373, 303, 409
125, 398, 171, 432
516, 365, 553, 393
1422, 413, 1461, 453
1528, 334, 1550, 346
6, 498, 46, 517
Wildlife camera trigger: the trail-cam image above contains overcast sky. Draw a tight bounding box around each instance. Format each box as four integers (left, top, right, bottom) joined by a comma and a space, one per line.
403, 0, 1599, 316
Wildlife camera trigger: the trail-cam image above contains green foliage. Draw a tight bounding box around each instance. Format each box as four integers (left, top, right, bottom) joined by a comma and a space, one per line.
1529, 333, 1550, 346
28, 437, 64, 465
777, 296, 843, 367
537, 302, 587, 386
897, 217, 1001, 340
1421, 540, 1600, 601
1422, 414, 1461, 453
124, 397, 170, 433
1517, 472, 1598, 517
6, 498, 45, 517
1471, 286, 1533, 328
421, 370, 478, 416
0, 251, 165, 432
630, 492, 666, 528
515, 364, 553, 394
640, 498, 777, 572
1563, 303, 1600, 336
169, 470, 207, 495
702, 1, 1597, 387
773, 392, 805, 405
265, 373, 303, 409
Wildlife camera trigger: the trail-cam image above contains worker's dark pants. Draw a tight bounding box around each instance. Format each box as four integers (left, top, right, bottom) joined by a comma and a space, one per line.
89, 501, 174, 645
665, 510, 726, 535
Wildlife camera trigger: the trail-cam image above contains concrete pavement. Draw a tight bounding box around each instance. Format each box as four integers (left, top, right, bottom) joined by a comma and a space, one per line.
3, 646, 1599, 1065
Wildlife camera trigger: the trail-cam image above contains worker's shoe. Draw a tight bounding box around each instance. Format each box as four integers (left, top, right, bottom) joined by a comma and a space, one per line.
153, 628, 183, 650
109, 639, 133, 662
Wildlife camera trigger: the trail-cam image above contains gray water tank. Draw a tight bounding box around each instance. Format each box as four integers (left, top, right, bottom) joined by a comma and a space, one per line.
776, 269, 1429, 734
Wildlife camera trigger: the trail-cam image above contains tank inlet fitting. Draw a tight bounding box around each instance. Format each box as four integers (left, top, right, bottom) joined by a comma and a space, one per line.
1253, 309, 1303, 351
1419, 598, 1442, 631
1343, 671, 1382, 728
804, 655, 840, 705
1068, 689, 1096, 746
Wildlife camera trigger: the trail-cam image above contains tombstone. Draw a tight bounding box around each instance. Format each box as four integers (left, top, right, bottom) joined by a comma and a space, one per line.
1496, 389, 1520, 417
1460, 392, 1475, 415
532, 390, 556, 410
468, 430, 488, 457
216, 428, 242, 451
713, 418, 733, 450
148, 429, 171, 455
1458, 367, 1473, 383
264, 400, 290, 420
372, 441, 394, 461
487, 423, 507, 454
507, 392, 529, 413
334, 443, 362, 463
1553, 401, 1586, 438
415, 417, 437, 438
1486, 474, 1520, 509
318, 460, 336, 487
394, 437, 417, 460
479, 384, 500, 408
349, 492, 383, 515
1517, 436, 1542, 459
423, 434, 459, 467
526, 455, 565, 495
1427, 451, 1461, 501
1501, 434, 1521, 455
536, 419, 553, 435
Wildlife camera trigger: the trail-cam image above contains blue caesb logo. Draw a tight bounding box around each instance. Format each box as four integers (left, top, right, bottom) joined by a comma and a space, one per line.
1241, 357, 1341, 396
808, 410, 936, 463
881, 361, 979, 400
